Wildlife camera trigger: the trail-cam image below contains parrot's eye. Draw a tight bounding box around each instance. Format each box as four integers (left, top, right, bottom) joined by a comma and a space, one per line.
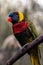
12, 13, 19, 24
8, 17, 12, 22
12, 14, 19, 21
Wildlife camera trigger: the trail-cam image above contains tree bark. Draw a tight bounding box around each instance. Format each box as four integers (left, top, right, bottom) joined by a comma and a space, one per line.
6, 35, 43, 65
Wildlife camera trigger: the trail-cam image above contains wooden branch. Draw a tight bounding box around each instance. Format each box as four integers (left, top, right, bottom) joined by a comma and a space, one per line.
6, 35, 43, 65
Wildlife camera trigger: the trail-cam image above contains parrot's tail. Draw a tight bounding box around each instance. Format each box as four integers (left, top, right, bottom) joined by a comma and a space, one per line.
29, 48, 41, 65
30, 53, 40, 65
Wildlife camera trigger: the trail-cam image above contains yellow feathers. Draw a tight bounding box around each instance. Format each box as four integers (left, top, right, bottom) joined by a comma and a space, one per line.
18, 12, 24, 22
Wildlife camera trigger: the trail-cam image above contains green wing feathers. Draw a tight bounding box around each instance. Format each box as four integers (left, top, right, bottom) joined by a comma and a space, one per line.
28, 21, 41, 65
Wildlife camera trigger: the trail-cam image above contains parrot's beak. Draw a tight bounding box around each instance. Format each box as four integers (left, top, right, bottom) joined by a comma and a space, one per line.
7, 17, 12, 22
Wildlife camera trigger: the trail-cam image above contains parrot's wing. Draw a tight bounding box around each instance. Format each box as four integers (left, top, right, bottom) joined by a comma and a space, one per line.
28, 21, 41, 59
28, 21, 38, 37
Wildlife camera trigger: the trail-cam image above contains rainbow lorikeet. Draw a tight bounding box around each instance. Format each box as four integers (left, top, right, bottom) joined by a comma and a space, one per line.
7, 11, 41, 65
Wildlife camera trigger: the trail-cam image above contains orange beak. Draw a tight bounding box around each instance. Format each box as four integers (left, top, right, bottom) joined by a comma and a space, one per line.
7, 17, 12, 22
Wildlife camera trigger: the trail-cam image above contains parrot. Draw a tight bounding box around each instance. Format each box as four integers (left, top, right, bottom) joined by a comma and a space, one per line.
7, 11, 41, 65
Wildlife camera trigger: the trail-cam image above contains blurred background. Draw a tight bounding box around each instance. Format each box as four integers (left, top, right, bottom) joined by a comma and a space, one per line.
0, 0, 43, 65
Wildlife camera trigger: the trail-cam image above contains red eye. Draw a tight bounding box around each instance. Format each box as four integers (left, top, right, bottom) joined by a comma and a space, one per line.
7, 17, 12, 22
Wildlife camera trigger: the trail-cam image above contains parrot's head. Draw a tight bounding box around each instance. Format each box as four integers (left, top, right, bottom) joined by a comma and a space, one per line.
8, 11, 24, 24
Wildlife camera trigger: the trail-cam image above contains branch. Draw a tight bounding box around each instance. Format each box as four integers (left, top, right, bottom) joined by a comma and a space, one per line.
6, 35, 43, 65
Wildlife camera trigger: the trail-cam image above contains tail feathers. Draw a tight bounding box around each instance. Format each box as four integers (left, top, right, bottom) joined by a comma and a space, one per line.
30, 54, 41, 65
